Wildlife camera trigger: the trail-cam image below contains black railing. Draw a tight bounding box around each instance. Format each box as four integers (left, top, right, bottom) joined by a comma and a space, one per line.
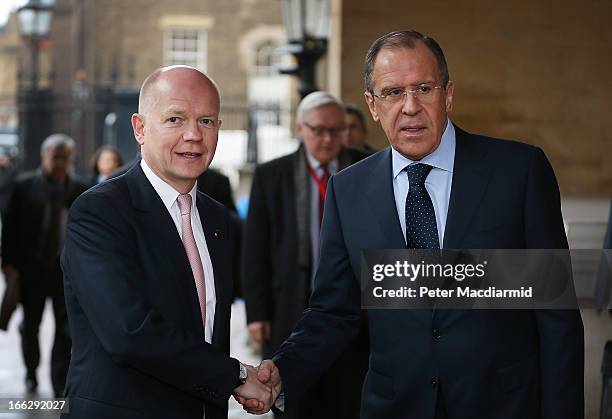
4, 93, 294, 173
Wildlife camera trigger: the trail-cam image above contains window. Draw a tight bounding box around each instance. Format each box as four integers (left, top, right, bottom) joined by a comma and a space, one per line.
164, 28, 207, 71
253, 41, 281, 76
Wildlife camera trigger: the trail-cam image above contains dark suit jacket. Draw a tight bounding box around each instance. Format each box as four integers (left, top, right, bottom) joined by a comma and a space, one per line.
273, 127, 584, 419
110, 161, 242, 300
110, 161, 237, 212
242, 144, 369, 354
61, 164, 239, 419
2, 169, 87, 275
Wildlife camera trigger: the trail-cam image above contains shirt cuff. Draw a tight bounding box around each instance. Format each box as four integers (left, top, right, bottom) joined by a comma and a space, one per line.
274, 393, 285, 412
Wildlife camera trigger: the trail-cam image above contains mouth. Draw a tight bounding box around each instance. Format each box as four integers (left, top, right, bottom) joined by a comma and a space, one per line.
176, 152, 203, 159
400, 125, 426, 137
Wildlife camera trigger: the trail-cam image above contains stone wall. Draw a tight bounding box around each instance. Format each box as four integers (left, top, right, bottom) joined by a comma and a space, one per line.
337, 0, 612, 196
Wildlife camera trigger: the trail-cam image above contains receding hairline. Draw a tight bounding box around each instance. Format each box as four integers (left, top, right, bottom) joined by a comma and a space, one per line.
138, 65, 220, 114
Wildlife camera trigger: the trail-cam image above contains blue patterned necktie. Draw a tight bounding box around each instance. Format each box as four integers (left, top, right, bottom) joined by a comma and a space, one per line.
405, 163, 440, 249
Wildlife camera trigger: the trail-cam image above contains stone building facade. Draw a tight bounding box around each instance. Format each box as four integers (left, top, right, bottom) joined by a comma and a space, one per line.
23, 0, 291, 173
328, 0, 611, 196
0, 13, 19, 132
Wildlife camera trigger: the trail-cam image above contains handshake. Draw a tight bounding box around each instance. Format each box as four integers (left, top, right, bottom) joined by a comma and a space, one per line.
233, 360, 283, 414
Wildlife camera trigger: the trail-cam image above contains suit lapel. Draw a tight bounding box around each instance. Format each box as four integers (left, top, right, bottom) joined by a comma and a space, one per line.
363, 149, 405, 249
125, 164, 205, 336
443, 127, 493, 249
434, 127, 495, 324
293, 145, 311, 269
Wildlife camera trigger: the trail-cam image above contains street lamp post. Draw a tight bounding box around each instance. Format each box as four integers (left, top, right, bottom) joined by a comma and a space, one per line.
16, 0, 54, 170
280, 0, 331, 98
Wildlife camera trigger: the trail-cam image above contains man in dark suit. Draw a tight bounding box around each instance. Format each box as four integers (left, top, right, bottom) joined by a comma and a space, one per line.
249, 30, 584, 419
61, 65, 273, 419
1, 134, 87, 396
242, 91, 370, 418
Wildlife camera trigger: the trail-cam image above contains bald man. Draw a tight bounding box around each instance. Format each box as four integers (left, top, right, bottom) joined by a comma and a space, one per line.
61, 66, 274, 419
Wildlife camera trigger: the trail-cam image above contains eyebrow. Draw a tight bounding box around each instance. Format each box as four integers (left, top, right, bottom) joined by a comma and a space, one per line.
161, 108, 188, 119
379, 80, 436, 90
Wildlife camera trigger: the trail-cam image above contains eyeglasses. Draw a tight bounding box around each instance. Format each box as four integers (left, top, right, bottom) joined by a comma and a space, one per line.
303, 122, 347, 138
372, 84, 445, 105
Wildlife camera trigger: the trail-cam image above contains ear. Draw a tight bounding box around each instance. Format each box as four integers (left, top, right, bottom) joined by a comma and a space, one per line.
131, 113, 145, 145
296, 121, 305, 138
364, 91, 379, 122
217, 118, 223, 129
445, 81, 454, 113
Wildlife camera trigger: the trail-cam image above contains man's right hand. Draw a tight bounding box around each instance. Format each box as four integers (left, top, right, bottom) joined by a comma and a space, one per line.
247, 321, 271, 344
235, 360, 283, 415
257, 360, 282, 402
233, 364, 273, 414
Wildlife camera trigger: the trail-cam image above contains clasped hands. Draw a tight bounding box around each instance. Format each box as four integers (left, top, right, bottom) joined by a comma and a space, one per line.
233, 360, 282, 414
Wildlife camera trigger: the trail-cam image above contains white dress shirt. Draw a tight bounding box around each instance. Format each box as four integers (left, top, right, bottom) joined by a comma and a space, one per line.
141, 160, 216, 343
392, 119, 456, 248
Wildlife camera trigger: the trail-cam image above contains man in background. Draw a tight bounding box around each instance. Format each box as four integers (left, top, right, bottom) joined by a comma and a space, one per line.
344, 103, 375, 152
242, 91, 370, 419
2, 134, 87, 396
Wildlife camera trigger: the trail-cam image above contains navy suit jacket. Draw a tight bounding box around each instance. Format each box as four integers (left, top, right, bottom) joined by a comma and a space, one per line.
273, 126, 584, 419
61, 164, 239, 419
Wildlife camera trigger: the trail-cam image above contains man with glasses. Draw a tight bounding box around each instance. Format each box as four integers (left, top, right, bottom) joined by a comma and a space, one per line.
242, 91, 370, 418
247, 30, 584, 419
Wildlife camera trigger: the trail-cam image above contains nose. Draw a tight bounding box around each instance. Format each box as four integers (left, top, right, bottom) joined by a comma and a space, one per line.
183, 120, 203, 141
401, 91, 421, 116
321, 130, 334, 143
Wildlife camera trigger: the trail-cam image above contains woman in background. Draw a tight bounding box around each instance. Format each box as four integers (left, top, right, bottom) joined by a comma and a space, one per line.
90, 145, 123, 185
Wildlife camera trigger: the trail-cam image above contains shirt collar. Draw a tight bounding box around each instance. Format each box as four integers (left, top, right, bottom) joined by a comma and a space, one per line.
304, 148, 338, 175
140, 159, 197, 213
392, 118, 456, 180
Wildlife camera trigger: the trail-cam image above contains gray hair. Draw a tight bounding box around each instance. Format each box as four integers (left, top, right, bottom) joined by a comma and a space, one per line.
296, 91, 344, 124
40, 133, 76, 156
364, 30, 450, 93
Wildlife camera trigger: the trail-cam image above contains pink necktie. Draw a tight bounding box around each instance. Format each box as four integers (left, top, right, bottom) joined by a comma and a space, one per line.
177, 194, 206, 326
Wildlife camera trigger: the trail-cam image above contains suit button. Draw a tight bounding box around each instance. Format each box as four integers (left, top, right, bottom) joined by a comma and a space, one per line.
431, 378, 438, 388
432, 328, 441, 339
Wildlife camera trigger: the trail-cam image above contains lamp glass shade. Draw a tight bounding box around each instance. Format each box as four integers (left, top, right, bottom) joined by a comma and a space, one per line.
282, 0, 304, 42
17, 2, 53, 37
33, 9, 53, 36
17, 9, 36, 36
305, 0, 330, 39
